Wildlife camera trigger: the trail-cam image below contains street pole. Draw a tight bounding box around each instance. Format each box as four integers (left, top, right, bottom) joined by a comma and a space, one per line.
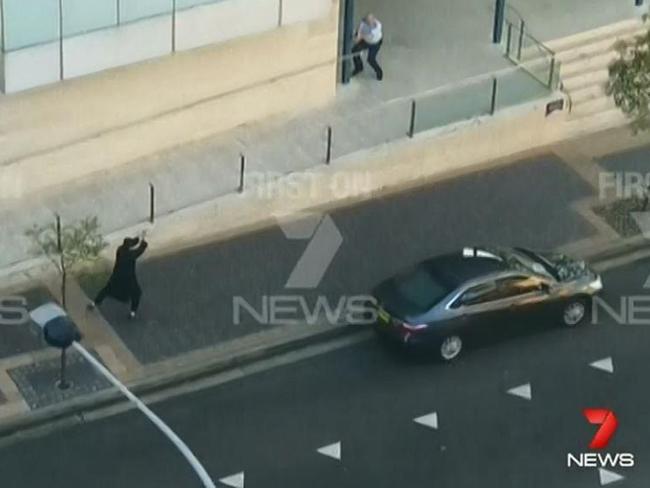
492, 0, 506, 44
58, 347, 70, 390
341, 0, 355, 83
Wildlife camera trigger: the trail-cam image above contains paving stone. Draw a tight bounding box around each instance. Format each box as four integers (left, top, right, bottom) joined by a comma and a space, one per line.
8, 350, 111, 410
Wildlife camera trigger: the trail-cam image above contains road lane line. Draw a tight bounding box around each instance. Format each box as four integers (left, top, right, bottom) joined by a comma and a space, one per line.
219, 472, 245, 488
72, 342, 217, 488
317, 442, 342, 461
506, 383, 532, 400
413, 412, 439, 430
599, 467, 624, 486
590, 357, 614, 374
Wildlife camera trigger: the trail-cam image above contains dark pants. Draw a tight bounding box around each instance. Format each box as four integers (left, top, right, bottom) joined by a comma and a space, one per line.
352, 39, 383, 79
95, 284, 142, 313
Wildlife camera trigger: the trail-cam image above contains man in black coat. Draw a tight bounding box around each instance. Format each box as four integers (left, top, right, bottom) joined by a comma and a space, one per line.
89, 235, 148, 319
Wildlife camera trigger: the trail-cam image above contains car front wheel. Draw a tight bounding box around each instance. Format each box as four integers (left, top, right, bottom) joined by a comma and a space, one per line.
562, 299, 588, 327
440, 335, 463, 361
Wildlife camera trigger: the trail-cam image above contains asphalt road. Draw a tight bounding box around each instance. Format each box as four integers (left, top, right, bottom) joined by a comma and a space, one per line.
1, 255, 650, 488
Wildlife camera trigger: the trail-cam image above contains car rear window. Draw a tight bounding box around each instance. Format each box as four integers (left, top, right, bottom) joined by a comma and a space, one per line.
395, 268, 450, 313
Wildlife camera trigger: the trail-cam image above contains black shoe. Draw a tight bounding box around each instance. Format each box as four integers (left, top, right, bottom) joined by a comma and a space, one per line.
87, 302, 96, 311
376, 71, 384, 81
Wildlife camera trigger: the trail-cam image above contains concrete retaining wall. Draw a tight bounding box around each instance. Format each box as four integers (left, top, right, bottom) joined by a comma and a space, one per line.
0, 1, 339, 197
1, 0, 332, 93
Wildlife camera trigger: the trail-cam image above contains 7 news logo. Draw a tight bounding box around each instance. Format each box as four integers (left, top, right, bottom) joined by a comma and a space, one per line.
567, 409, 635, 468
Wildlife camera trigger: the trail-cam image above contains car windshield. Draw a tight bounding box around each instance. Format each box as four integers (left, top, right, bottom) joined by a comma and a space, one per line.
487, 247, 555, 280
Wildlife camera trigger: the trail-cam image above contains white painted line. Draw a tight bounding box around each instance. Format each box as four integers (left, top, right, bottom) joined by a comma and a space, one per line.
219, 472, 245, 488
317, 442, 341, 461
72, 342, 216, 488
507, 383, 532, 401
599, 467, 624, 486
590, 357, 614, 374
414, 412, 438, 430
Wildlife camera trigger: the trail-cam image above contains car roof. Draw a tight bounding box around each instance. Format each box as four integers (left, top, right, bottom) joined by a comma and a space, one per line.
422, 247, 512, 288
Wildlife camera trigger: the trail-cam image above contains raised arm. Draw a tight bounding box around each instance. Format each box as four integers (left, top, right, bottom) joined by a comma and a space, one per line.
133, 239, 148, 259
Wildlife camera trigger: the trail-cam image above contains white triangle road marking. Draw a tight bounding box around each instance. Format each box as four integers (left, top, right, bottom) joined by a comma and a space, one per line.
414, 412, 438, 430
219, 472, 245, 488
590, 357, 614, 374
317, 441, 341, 461
644, 272, 650, 289
599, 467, 624, 486
507, 383, 532, 400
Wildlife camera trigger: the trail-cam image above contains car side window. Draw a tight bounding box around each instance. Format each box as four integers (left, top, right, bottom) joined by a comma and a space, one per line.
491, 276, 543, 300
454, 282, 497, 307
453, 276, 543, 308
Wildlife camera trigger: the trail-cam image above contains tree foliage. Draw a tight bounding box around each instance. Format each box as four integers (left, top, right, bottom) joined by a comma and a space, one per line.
607, 23, 650, 133
26, 216, 107, 273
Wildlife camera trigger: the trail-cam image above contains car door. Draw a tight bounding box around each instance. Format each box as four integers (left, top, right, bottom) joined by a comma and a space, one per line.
446, 279, 510, 347
490, 275, 553, 335
447, 275, 550, 346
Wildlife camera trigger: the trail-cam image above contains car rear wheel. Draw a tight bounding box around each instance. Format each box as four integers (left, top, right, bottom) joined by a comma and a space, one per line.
563, 299, 587, 327
440, 335, 462, 361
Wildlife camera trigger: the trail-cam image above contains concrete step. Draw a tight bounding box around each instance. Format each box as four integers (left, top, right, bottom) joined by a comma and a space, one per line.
561, 50, 619, 78
555, 26, 647, 63
569, 83, 608, 105
565, 107, 628, 134
561, 66, 610, 93
545, 17, 645, 53
570, 94, 617, 119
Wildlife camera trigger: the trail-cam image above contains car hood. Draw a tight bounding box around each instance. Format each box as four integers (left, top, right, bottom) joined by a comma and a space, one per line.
535, 251, 591, 282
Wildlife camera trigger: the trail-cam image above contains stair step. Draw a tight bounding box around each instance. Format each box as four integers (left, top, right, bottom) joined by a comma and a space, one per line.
561, 67, 610, 92
567, 106, 628, 130
561, 50, 619, 78
556, 26, 647, 63
545, 17, 645, 53
571, 95, 617, 118
570, 83, 608, 104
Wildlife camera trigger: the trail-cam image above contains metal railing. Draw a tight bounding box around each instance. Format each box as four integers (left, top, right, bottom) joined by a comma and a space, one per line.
496, 2, 568, 104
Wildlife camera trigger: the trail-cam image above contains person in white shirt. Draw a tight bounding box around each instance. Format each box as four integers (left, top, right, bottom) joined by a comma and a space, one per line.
352, 13, 384, 81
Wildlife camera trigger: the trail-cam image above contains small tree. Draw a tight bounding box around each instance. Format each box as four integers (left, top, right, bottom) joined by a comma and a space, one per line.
607, 21, 650, 133
26, 216, 107, 308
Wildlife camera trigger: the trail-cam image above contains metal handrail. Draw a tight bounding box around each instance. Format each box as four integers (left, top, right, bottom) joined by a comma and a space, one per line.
491, 1, 555, 58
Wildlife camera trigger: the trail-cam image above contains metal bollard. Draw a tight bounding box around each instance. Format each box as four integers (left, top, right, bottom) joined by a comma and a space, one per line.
149, 183, 155, 224
408, 100, 417, 138
326, 126, 333, 164
238, 154, 246, 193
